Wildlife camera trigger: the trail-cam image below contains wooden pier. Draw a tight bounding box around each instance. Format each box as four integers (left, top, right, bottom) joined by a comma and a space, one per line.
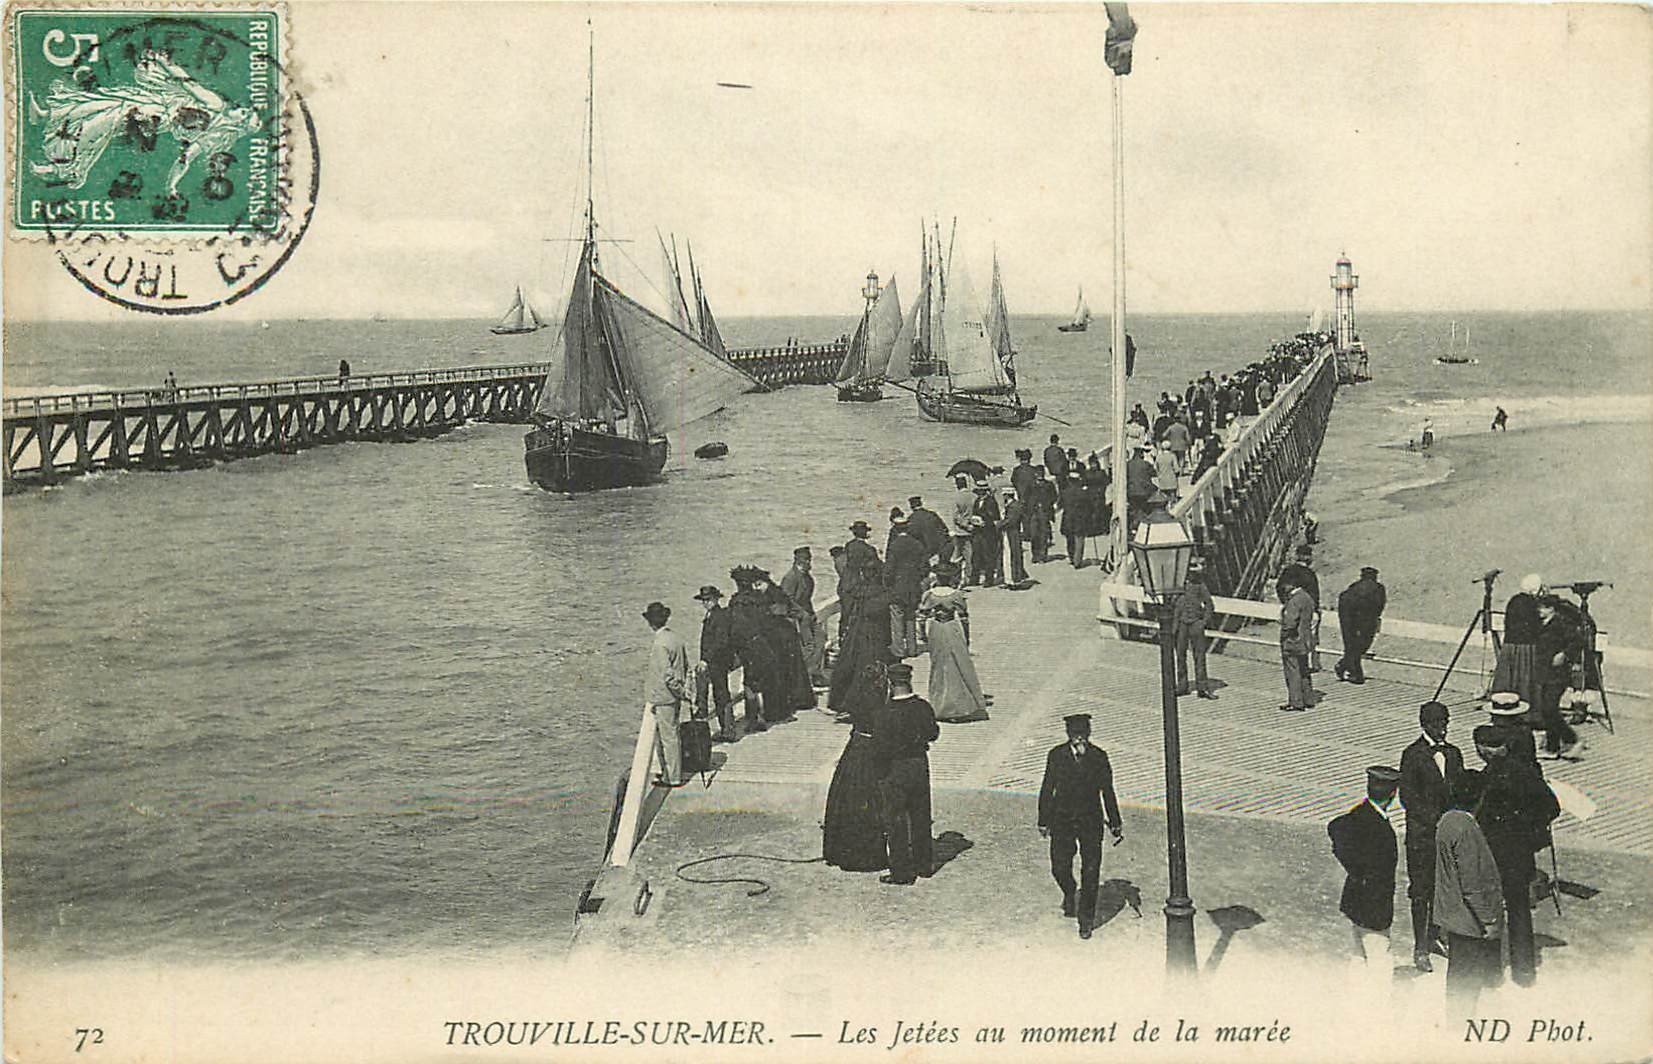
2, 364, 545, 487
1, 337, 851, 488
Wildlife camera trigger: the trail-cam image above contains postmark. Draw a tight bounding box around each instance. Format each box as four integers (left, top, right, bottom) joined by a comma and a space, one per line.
7, 6, 318, 313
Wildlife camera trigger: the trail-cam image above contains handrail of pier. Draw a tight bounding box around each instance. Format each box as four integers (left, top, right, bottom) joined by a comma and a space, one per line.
607, 594, 843, 868
1, 363, 555, 420
1099, 581, 1651, 697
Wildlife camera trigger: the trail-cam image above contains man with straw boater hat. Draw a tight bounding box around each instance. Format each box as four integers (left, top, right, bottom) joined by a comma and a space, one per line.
1487, 691, 1540, 772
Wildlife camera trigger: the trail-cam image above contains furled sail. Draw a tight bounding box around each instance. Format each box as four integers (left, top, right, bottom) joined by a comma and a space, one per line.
862, 276, 903, 380
536, 250, 627, 422
941, 258, 1008, 393
597, 276, 757, 433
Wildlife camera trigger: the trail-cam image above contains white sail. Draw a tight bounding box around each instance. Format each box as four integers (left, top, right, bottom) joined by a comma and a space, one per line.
940, 257, 1007, 393
1070, 286, 1091, 327
833, 316, 869, 384
598, 275, 756, 433
888, 273, 924, 382
658, 233, 695, 335
863, 276, 903, 380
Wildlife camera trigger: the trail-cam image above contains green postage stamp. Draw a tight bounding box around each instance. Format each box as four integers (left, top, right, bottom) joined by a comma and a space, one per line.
11, 6, 286, 233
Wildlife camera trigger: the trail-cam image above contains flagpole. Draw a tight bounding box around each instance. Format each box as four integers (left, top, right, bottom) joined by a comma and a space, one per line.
1109, 67, 1128, 571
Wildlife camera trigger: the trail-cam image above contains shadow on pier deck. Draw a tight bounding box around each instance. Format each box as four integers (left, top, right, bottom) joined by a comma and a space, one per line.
580, 559, 1651, 982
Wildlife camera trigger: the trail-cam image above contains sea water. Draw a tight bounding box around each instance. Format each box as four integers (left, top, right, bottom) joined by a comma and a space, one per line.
2, 309, 1646, 960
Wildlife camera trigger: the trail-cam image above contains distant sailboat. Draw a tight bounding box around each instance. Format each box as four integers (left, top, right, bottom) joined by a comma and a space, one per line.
491, 286, 546, 335
1057, 287, 1091, 332
1435, 320, 1478, 365
523, 35, 757, 493
912, 223, 1037, 428
835, 273, 902, 402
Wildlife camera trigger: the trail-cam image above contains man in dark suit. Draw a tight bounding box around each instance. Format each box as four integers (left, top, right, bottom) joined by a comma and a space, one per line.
883, 514, 928, 658
1328, 765, 1402, 981
905, 495, 950, 567
1399, 701, 1463, 971
873, 663, 939, 886
1042, 434, 1069, 485
1037, 714, 1125, 939
693, 585, 738, 742
968, 480, 1003, 587
1336, 566, 1387, 683
1473, 725, 1560, 987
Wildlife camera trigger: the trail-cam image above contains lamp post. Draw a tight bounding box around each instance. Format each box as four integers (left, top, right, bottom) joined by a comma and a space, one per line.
1128, 498, 1198, 975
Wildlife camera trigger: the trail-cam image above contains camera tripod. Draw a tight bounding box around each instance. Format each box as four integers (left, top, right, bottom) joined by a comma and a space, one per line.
1432, 569, 1503, 702
1557, 580, 1614, 734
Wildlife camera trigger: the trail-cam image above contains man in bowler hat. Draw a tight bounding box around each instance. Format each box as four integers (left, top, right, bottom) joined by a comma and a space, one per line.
1328, 765, 1402, 981
1399, 701, 1463, 970
1038, 713, 1124, 939
694, 586, 738, 742
874, 662, 939, 885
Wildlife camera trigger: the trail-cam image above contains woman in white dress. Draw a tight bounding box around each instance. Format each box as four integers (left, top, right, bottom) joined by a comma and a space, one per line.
919, 565, 987, 723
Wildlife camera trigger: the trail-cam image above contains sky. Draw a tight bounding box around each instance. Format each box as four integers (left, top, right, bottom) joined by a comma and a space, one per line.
5, 2, 1651, 321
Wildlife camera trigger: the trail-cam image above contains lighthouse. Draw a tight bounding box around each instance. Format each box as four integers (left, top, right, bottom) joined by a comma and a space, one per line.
1330, 255, 1358, 352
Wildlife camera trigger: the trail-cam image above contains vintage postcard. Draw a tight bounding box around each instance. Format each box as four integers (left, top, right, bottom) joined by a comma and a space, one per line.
3, 3, 1650, 1062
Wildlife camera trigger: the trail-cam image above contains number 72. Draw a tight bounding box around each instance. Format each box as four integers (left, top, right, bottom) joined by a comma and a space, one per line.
74, 1028, 105, 1052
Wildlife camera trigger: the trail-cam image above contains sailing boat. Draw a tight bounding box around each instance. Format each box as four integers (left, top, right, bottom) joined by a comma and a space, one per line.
834, 272, 902, 402
1435, 320, 1478, 365
912, 223, 1037, 427
523, 38, 757, 493
1057, 287, 1091, 332
491, 285, 546, 335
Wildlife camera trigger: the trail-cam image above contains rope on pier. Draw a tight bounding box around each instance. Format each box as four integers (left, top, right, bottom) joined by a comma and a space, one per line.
674, 852, 826, 896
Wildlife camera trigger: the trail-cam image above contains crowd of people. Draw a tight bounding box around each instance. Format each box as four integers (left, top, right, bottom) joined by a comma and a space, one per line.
1330, 694, 1563, 1010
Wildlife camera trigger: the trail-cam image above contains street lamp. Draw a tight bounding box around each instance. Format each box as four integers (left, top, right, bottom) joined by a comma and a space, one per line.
1128, 496, 1199, 976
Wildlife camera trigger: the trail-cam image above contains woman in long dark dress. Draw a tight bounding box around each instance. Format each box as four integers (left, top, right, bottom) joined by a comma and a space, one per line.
755, 570, 815, 718
822, 659, 889, 872
828, 567, 893, 717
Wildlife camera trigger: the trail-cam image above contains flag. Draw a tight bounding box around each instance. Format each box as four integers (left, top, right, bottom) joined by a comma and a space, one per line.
1125, 333, 1137, 378
1104, 3, 1137, 76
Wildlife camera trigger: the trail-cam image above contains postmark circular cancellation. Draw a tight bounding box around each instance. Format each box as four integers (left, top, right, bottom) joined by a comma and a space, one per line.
8, 4, 318, 313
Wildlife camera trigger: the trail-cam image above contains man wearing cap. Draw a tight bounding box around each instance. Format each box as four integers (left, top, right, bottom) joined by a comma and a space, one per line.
873, 662, 940, 885
1336, 566, 1387, 684
884, 512, 928, 658
1043, 433, 1069, 485
1399, 702, 1463, 971
1488, 692, 1541, 773
1011, 448, 1038, 503
951, 475, 977, 586
1172, 560, 1217, 698
1433, 769, 1504, 1011
906, 495, 950, 567
780, 548, 828, 690
642, 602, 690, 786
1473, 723, 1560, 987
968, 479, 1003, 588
1280, 546, 1322, 672
1327, 765, 1403, 979
1027, 467, 1056, 563
999, 487, 1029, 585
1278, 577, 1315, 711
694, 586, 739, 743
1037, 714, 1124, 939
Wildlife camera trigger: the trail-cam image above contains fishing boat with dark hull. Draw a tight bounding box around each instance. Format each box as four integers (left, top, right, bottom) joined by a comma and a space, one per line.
525, 423, 668, 492
834, 270, 902, 403
522, 36, 755, 495
915, 386, 1037, 426
905, 222, 1036, 427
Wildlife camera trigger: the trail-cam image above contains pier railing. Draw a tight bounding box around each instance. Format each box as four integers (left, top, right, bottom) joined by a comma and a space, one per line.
0, 363, 554, 420
607, 595, 843, 868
